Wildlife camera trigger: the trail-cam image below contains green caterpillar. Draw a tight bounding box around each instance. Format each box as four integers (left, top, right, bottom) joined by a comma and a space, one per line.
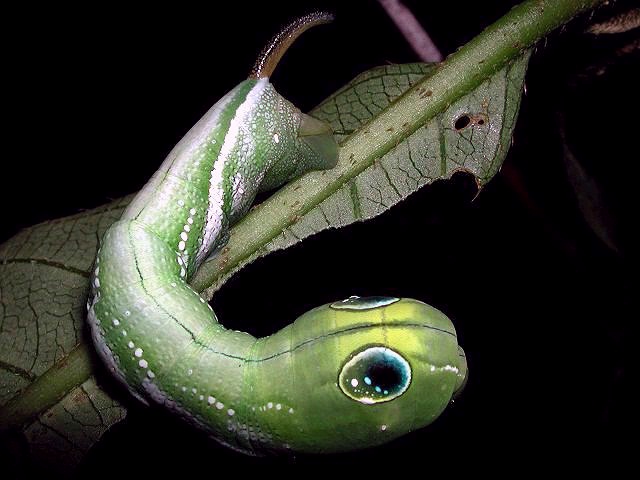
86, 12, 467, 455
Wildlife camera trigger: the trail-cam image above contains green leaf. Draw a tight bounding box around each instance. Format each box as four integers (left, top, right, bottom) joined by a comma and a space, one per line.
21, 377, 126, 475
0, 197, 131, 472
0, 196, 131, 399
296, 58, 528, 224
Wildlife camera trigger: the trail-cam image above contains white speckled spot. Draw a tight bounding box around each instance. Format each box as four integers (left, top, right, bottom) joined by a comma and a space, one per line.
182, 386, 187, 392
381, 424, 387, 431
216, 402, 224, 410
139, 359, 148, 368
122, 330, 127, 336
178, 240, 186, 251
190, 208, 196, 215
112, 318, 120, 326
208, 396, 216, 405
351, 378, 358, 387
94, 277, 100, 288
124, 310, 131, 317
184, 224, 191, 232
187, 369, 193, 376
180, 232, 188, 241
134, 348, 143, 358
227, 409, 235, 417
147, 370, 155, 378
178, 199, 185, 207
288, 408, 294, 414
192, 388, 197, 394
430, 365, 436, 372
128, 341, 135, 349
276, 403, 282, 410
180, 267, 186, 277
273, 133, 279, 143
267, 402, 273, 409
171, 282, 177, 287
187, 217, 194, 225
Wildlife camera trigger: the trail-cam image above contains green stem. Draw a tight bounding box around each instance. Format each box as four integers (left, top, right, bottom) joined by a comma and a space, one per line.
0, 0, 605, 430
190, 0, 605, 295
0, 343, 94, 428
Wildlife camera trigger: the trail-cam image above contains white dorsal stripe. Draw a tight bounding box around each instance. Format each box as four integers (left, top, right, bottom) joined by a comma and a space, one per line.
165, 85, 241, 179
122, 85, 241, 222
196, 78, 269, 266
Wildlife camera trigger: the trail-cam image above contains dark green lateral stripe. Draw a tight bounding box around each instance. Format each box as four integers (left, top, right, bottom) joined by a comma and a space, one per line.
250, 322, 456, 363
171, 322, 456, 364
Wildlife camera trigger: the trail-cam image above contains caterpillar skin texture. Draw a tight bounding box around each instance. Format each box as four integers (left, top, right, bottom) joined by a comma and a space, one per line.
86, 13, 467, 455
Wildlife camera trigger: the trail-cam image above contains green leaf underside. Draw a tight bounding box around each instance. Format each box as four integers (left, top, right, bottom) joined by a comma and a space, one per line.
277, 59, 528, 248
0, 197, 131, 399
0, 197, 131, 469
0, 56, 528, 469
22, 377, 126, 474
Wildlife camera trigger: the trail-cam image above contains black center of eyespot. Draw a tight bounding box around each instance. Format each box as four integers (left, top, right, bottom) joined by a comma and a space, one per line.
364, 361, 404, 394
338, 347, 412, 404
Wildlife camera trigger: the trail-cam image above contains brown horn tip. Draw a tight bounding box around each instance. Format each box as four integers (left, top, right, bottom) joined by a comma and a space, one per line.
250, 12, 334, 79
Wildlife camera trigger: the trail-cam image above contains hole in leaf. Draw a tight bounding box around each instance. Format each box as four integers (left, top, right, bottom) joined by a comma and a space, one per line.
454, 113, 488, 130
454, 115, 471, 130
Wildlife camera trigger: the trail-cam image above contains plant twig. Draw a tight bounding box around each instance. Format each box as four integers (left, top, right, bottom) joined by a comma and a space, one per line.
588, 7, 640, 34
378, 0, 443, 62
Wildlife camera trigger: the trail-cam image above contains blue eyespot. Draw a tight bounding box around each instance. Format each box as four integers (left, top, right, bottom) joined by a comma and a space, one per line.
338, 346, 412, 404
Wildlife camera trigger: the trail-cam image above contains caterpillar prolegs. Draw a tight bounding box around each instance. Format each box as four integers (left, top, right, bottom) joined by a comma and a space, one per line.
86, 12, 467, 455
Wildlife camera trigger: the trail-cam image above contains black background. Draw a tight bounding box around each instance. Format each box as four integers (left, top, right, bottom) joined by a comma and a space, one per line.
1, 0, 636, 477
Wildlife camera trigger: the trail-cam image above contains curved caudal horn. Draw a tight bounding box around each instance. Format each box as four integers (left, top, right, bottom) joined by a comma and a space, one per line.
250, 12, 334, 79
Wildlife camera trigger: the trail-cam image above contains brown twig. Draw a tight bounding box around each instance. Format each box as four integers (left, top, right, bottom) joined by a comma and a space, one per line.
378, 0, 443, 62
588, 7, 640, 34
